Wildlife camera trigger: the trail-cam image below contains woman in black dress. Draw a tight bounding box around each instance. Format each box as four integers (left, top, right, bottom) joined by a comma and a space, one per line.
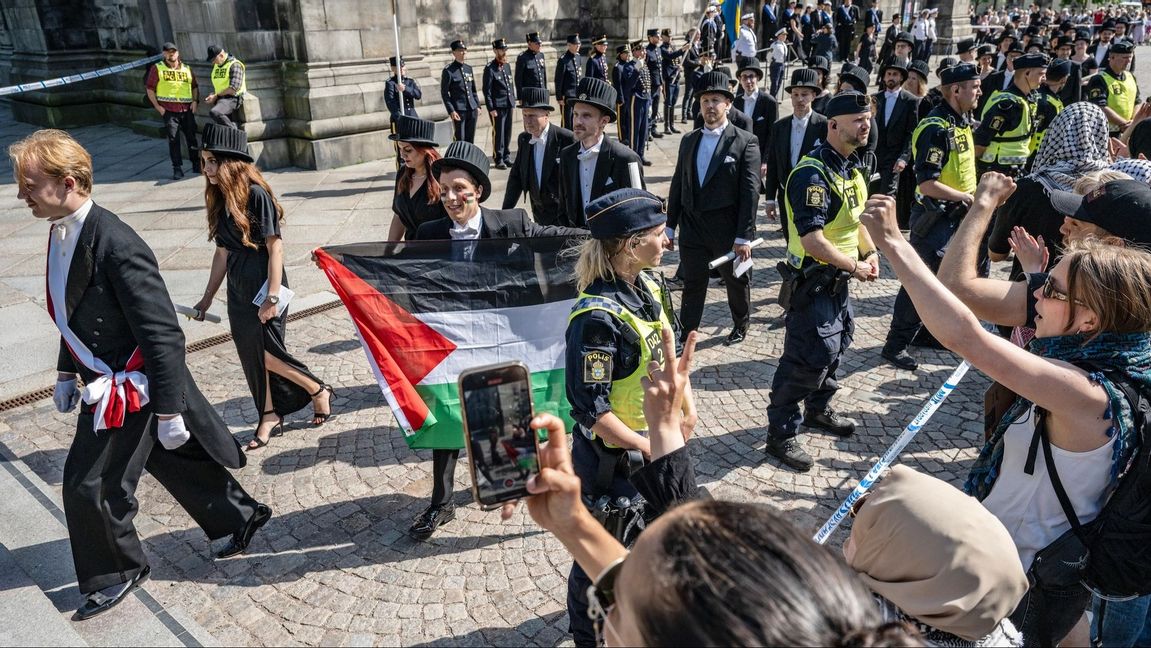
193, 124, 333, 450
386, 115, 448, 240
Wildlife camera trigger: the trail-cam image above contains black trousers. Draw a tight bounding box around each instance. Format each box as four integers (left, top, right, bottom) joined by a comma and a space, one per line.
663, 83, 680, 129
430, 448, 460, 507
163, 110, 199, 170
561, 99, 576, 131
209, 96, 242, 129
452, 109, 478, 143
490, 108, 513, 164
837, 30, 854, 61
678, 238, 752, 334
767, 282, 853, 438
62, 407, 256, 594
649, 84, 662, 128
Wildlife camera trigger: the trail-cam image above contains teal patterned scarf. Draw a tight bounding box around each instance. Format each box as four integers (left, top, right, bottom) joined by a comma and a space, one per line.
965, 331, 1151, 500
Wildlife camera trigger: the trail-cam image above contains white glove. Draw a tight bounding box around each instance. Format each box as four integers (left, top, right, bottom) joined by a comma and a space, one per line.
53, 378, 80, 413
157, 415, 190, 450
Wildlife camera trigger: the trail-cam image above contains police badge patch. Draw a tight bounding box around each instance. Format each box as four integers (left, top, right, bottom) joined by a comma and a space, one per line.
926, 147, 944, 165
806, 185, 827, 207
989, 116, 1005, 131
583, 351, 612, 383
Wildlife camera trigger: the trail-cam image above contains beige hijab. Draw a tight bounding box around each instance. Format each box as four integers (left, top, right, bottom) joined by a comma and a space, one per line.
846, 465, 1029, 641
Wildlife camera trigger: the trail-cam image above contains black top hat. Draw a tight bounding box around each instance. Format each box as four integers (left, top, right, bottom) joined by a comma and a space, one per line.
202, 123, 254, 163
1074, 29, 1092, 43
998, 30, 1018, 43
736, 58, 764, 80
879, 57, 909, 79
660, 28, 671, 36
1006, 40, 1024, 54
388, 55, 405, 67
519, 87, 554, 111
572, 77, 618, 121
935, 56, 959, 76
956, 38, 976, 55
1102, 19, 1118, 32
808, 55, 831, 74
977, 44, 995, 57
206, 45, 224, 62
432, 141, 492, 203
907, 59, 930, 81
696, 70, 736, 101
1027, 36, 1048, 51
838, 66, 870, 92
567, 34, 581, 45
492, 38, 508, 49
389, 115, 439, 146
786, 67, 822, 92
894, 31, 915, 46
526, 32, 542, 43
450, 40, 467, 51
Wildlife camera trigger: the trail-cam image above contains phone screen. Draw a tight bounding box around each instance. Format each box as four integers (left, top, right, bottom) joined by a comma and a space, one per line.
459, 363, 539, 508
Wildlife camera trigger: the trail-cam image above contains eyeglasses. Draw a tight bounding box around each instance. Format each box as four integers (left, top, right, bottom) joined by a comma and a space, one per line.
587, 557, 625, 645
1041, 275, 1084, 305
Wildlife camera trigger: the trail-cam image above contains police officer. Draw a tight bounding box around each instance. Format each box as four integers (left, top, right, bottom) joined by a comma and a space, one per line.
515, 32, 547, 96
555, 34, 585, 130
204, 45, 245, 128
586, 35, 609, 82
1087, 39, 1140, 138
880, 64, 981, 372
1032, 58, 1069, 155
441, 40, 480, 143
145, 42, 200, 180
975, 52, 1047, 177
765, 92, 880, 471
483, 39, 516, 168
564, 187, 694, 648
615, 41, 654, 166
660, 28, 689, 135
644, 29, 665, 138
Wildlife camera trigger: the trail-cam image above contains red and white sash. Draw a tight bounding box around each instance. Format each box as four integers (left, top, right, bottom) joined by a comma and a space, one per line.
46, 227, 149, 432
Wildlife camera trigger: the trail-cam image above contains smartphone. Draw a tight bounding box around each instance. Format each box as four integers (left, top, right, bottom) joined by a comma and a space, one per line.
458, 361, 540, 509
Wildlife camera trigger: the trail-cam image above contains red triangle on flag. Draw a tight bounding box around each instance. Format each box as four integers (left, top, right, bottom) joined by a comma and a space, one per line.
314, 248, 457, 431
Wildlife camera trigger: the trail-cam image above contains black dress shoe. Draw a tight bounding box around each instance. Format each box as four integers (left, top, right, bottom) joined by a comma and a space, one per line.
216, 503, 272, 559
725, 326, 748, 345
669, 125, 681, 134
803, 409, 856, 437
409, 502, 456, 541
172, 167, 184, 180
881, 347, 919, 371
651, 130, 664, 138
494, 162, 507, 170
74, 566, 150, 621
765, 437, 814, 472
642, 159, 653, 167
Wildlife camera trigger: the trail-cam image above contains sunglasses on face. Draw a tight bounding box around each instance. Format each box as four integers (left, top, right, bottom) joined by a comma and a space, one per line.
1041, 275, 1084, 305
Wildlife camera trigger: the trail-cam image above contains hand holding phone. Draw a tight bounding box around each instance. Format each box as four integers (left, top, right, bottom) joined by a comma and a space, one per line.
459, 362, 541, 509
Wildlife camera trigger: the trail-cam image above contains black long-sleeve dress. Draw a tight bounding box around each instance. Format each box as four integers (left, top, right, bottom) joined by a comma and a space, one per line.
392, 178, 448, 240
216, 184, 322, 418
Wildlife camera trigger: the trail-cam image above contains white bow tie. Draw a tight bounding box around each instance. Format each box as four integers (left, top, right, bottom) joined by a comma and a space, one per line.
530, 136, 545, 145
577, 148, 600, 161
449, 227, 479, 240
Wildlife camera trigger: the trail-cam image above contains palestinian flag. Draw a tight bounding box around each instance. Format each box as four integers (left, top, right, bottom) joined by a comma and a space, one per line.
314, 237, 578, 450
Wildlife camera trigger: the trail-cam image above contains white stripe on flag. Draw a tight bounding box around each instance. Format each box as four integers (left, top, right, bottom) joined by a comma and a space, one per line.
416, 300, 576, 386
353, 327, 416, 435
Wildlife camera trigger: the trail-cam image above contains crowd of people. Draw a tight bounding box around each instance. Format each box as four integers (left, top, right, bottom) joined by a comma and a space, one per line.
10, 1, 1151, 645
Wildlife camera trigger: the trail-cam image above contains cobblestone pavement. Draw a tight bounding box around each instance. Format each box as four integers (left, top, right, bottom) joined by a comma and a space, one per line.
4, 57, 1148, 645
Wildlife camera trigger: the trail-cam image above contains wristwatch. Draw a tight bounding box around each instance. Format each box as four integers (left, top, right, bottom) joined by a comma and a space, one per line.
267, 294, 280, 305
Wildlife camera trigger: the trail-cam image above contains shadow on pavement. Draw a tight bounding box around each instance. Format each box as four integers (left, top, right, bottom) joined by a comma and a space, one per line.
413, 611, 568, 647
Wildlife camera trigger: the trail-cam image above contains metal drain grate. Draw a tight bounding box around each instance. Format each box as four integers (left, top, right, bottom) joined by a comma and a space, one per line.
0, 299, 345, 413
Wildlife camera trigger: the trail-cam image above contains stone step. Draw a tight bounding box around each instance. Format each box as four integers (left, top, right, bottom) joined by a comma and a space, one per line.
129, 119, 165, 139
0, 447, 218, 647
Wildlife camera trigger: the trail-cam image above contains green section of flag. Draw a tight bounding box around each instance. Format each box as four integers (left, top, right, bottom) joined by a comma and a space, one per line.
406, 368, 574, 450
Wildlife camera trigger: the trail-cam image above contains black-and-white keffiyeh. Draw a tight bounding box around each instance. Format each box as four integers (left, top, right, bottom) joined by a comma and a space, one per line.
1027, 102, 1112, 193
1110, 157, 1151, 186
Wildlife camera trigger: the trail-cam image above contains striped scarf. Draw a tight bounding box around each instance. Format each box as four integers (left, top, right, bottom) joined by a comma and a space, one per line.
965, 331, 1151, 500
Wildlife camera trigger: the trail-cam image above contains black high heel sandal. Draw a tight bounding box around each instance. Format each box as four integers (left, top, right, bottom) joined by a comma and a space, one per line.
246, 410, 283, 451
310, 384, 335, 426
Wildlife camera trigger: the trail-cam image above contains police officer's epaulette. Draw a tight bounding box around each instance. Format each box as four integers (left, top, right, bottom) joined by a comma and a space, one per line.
571, 296, 625, 316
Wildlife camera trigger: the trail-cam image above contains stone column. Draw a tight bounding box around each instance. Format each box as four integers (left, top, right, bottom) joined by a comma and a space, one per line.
928, 0, 972, 55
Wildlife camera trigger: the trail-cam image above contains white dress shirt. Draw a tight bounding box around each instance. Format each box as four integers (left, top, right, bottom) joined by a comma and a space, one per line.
696, 122, 726, 185
531, 123, 550, 187
577, 134, 604, 208
883, 89, 900, 125
742, 90, 758, 111
448, 210, 483, 240
790, 112, 812, 167
48, 199, 94, 315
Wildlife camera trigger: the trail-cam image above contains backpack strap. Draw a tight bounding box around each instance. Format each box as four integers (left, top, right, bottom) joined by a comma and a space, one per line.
1036, 409, 1087, 541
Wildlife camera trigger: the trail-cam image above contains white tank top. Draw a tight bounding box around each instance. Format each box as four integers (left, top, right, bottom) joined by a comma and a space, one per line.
981, 404, 1116, 571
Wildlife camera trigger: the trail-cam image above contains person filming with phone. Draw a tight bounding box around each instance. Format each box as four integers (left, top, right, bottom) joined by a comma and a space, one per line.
563, 188, 697, 647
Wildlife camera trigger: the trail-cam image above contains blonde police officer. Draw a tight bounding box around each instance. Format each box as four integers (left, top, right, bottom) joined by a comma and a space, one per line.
766, 92, 880, 472
564, 188, 695, 646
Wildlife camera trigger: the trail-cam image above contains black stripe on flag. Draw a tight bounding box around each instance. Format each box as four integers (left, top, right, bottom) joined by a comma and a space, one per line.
321, 237, 580, 314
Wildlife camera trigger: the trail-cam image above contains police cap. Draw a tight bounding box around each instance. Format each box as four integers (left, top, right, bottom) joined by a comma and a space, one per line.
388, 55, 405, 67
824, 91, 871, 118
586, 189, 668, 240
616, 44, 630, 55
492, 39, 508, 50
1012, 53, 1049, 70
939, 63, 979, 85
647, 28, 659, 37
1111, 39, 1136, 55
567, 34, 582, 45
1046, 58, 1072, 81
526, 32, 542, 43
450, 40, 468, 51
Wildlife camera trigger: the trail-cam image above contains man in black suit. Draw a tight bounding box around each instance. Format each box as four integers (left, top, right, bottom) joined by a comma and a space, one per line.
503, 88, 577, 225
410, 141, 585, 541
764, 69, 828, 231
734, 59, 779, 177
872, 58, 919, 197
557, 77, 646, 227
668, 71, 761, 345
12, 129, 269, 620
835, 0, 857, 62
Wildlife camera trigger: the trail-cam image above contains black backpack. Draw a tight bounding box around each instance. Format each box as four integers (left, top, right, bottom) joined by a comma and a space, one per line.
1032, 370, 1151, 600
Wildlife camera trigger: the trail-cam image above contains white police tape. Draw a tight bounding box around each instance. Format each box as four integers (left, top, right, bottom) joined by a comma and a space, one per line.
0, 54, 162, 97
812, 359, 972, 545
